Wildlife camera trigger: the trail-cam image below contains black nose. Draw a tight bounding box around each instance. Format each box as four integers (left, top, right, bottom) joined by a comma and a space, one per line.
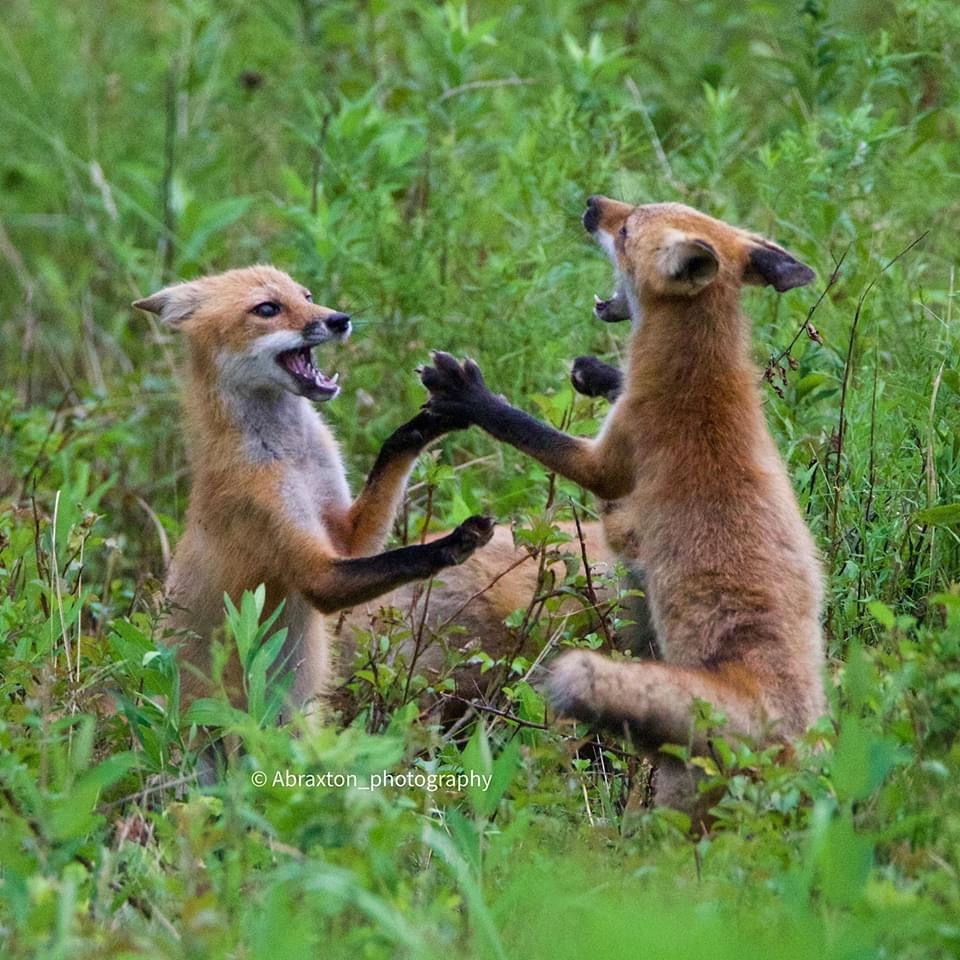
582, 195, 601, 233
324, 312, 351, 334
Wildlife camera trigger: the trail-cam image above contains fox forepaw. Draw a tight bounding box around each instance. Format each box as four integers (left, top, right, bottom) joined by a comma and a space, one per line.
420, 352, 490, 402
437, 515, 496, 566
570, 356, 623, 402
407, 406, 471, 440
546, 649, 608, 721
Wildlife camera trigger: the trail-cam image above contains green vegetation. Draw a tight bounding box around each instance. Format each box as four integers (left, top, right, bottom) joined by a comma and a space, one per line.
2, 0, 960, 956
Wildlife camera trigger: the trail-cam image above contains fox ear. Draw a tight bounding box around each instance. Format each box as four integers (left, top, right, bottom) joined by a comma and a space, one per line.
658, 233, 719, 294
133, 281, 203, 327
743, 242, 815, 292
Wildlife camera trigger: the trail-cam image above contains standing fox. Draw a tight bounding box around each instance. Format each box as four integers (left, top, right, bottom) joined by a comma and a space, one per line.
135, 265, 493, 719
421, 198, 826, 809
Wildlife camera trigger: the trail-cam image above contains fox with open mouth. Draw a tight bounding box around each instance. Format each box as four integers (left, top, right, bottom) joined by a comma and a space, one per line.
135, 265, 494, 722
420, 199, 826, 818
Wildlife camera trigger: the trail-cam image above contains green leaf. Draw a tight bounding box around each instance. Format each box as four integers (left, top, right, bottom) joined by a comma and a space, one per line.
815, 809, 873, 907
867, 600, 896, 629
461, 723, 520, 818
794, 372, 832, 398
179, 196, 255, 265
941, 368, 960, 394
47, 752, 138, 841
914, 503, 960, 526
183, 697, 249, 729
832, 714, 901, 803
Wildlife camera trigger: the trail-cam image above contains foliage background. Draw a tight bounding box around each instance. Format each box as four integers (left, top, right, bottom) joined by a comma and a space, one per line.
1, 0, 959, 957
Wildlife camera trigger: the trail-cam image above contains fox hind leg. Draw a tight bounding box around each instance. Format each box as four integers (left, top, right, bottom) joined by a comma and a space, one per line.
547, 650, 764, 752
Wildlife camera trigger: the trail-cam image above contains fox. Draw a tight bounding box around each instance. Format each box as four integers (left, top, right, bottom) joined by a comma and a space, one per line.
337, 519, 657, 715
419, 198, 826, 811
134, 265, 494, 721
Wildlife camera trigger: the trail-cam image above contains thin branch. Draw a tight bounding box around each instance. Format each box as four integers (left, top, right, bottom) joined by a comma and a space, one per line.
437, 77, 536, 103
571, 502, 613, 647
435, 551, 535, 632
830, 231, 928, 549
625, 76, 685, 195
766, 243, 849, 375
439, 693, 547, 730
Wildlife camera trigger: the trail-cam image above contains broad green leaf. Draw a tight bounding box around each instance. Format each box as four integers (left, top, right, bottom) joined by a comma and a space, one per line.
914, 503, 960, 526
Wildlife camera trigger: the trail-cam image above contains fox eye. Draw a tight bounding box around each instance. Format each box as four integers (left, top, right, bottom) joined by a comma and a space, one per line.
304, 292, 313, 302
619, 226, 628, 238
251, 301, 281, 318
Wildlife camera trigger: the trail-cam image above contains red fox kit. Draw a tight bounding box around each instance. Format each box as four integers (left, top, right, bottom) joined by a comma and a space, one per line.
420, 199, 825, 808
338, 519, 657, 714
134, 265, 493, 718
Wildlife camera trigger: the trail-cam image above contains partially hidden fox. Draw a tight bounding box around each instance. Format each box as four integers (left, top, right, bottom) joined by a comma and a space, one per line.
420, 198, 826, 811
337, 519, 657, 717
134, 265, 493, 721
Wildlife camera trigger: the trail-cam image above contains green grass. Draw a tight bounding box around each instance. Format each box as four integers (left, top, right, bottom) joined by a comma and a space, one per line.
2, 0, 960, 956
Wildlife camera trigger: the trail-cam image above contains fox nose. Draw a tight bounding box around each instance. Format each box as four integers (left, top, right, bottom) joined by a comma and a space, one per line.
324, 312, 351, 335
583, 195, 602, 233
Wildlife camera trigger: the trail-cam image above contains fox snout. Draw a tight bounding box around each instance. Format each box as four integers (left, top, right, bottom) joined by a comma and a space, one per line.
583, 195, 634, 323
304, 313, 351, 343
582, 195, 633, 237
323, 312, 351, 335
583, 195, 602, 233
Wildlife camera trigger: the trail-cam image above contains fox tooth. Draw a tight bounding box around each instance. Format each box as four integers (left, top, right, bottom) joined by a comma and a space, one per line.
594, 293, 604, 305
331, 372, 340, 384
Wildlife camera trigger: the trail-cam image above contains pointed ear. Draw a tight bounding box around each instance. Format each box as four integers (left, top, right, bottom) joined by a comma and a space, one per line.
658, 233, 719, 293
132, 281, 204, 327
743, 242, 815, 292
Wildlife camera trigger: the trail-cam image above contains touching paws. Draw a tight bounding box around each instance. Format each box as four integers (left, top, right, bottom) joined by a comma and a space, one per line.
570, 355, 623, 402
546, 649, 608, 721
399, 407, 470, 446
437, 514, 496, 566
419, 351, 493, 422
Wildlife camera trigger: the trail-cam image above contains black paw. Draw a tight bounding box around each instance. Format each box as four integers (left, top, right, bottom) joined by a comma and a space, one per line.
419, 352, 491, 416
570, 356, 623, 402
400, 407, 470, 446
437, 514, 496, 566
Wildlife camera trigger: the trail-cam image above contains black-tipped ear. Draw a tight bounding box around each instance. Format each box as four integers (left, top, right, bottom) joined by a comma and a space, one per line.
132, 281, 203, 327
744, 243, 815, 292
659, 235, 719, 293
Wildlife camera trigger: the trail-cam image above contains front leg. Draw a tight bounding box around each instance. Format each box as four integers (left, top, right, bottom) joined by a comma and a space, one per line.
301, 515, 496, 613
420, 352, 633, 501
342, 408, 467, 556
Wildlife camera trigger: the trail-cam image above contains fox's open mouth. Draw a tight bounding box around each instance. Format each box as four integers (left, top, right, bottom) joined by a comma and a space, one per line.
593, 283, 631, 322
277, 346, 340, 401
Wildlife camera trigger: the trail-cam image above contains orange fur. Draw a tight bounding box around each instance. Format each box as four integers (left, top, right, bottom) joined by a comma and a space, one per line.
136, 265, 493, 720
336, 520, 656, 713
421, 200, 825, 811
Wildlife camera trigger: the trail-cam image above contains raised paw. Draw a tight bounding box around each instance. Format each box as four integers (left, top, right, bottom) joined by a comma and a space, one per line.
545, 649, 609, 722
419, 352, 490, 410
422, 406, 471, 436
570, 355, 623, 402
399, 407, 470, 446
437, 514, 496, 566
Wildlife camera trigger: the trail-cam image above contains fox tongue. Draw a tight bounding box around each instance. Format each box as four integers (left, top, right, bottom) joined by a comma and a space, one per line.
278, 347, 338, 395
284, 348, 314, 377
